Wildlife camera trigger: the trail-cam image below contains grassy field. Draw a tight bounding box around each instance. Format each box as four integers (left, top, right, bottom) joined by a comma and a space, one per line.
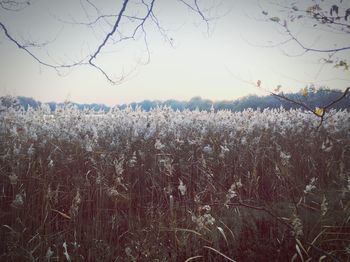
0, 104, 349, 261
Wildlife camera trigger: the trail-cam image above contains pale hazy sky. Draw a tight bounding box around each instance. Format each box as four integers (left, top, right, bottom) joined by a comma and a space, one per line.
0, 0, 349, 105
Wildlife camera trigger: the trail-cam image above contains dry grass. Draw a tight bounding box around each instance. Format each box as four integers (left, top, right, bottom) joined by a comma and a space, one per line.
0, 104, 349, 261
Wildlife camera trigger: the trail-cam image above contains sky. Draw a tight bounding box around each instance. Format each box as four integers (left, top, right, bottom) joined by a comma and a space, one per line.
0, 0, 349, 106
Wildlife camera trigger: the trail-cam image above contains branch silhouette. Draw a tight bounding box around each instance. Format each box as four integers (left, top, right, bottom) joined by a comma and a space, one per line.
0, 0, 219, 84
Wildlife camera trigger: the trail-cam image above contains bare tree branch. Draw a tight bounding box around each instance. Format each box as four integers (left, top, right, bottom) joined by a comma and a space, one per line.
58, 14, 144, 27
269, 92, 317, 116
88, 0, 129, 63
0, 0, 218, 84
257, 1, 350, 55
323, 87, 350, 109
282, 24, 350, 54
237, 1, 350, 129
228, 69, 349, 128
270, 87, 350, 128
178, 0, 211, 34
0, 21, 84, 70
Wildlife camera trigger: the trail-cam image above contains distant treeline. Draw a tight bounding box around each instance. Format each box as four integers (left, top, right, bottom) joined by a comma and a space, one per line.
13, 88, 350, 112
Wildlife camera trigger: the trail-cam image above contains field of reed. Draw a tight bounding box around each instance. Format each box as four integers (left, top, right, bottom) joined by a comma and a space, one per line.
0, 104, 349, 261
